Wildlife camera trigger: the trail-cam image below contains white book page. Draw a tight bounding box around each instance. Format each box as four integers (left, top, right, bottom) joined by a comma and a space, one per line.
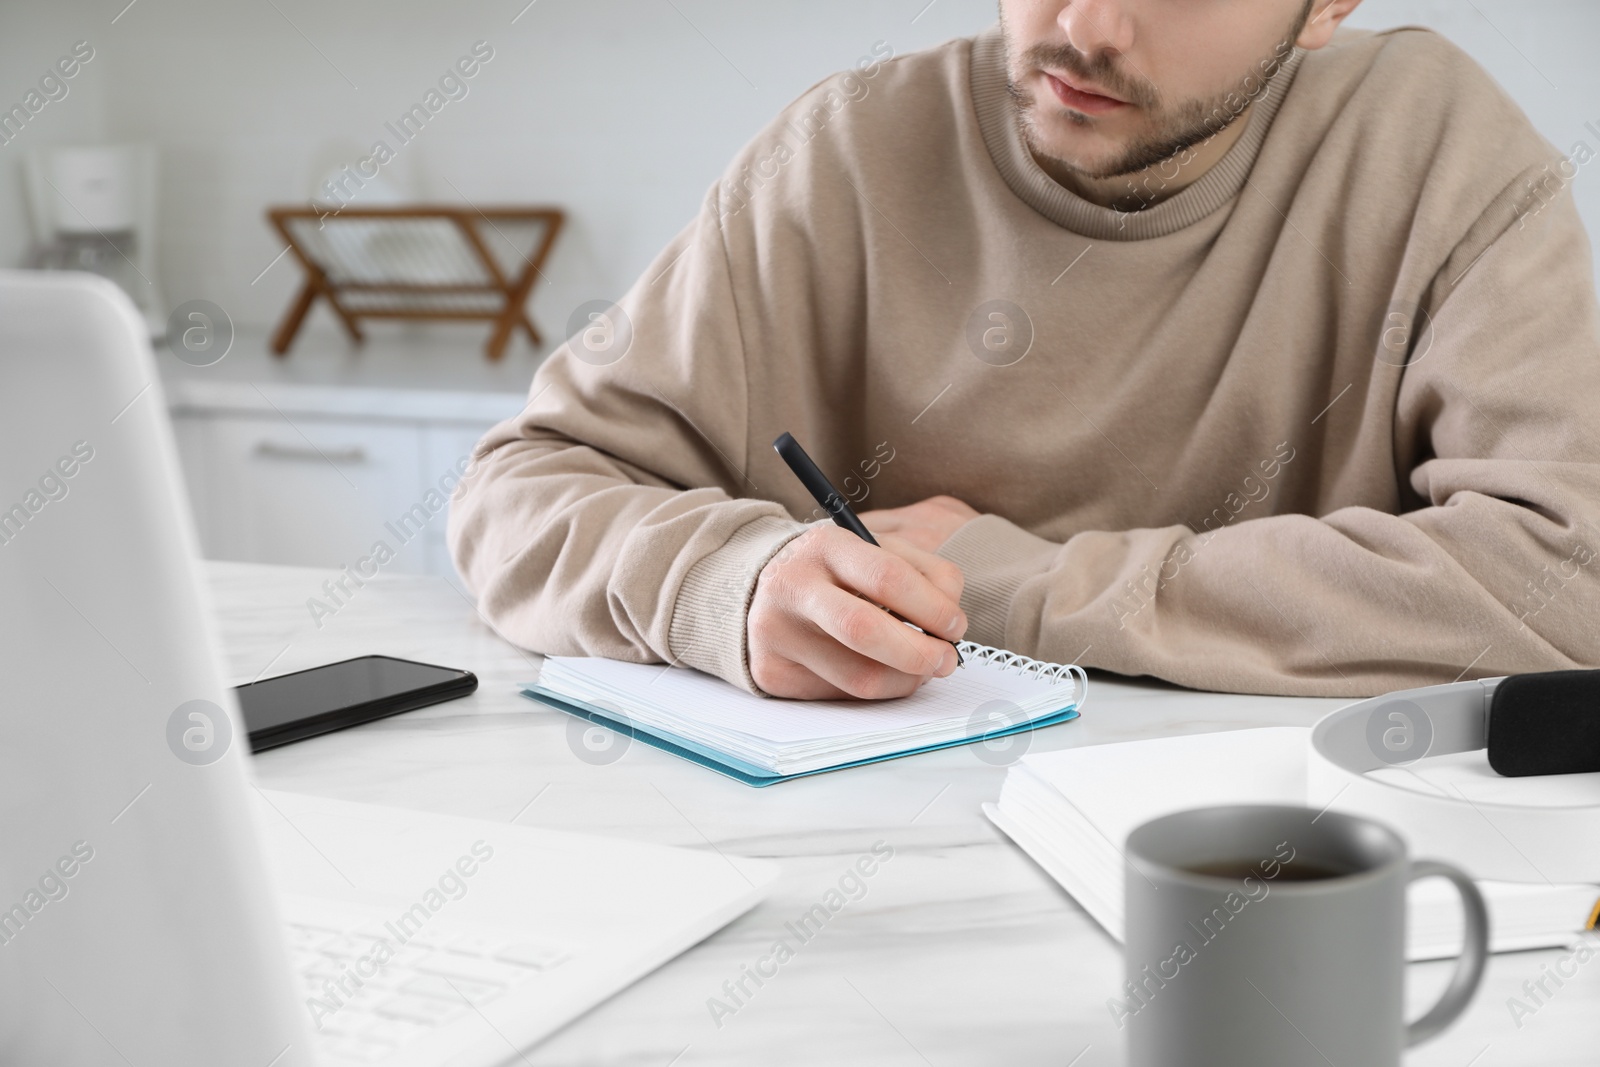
1368, 749, 1600, 807
1016, 727, 1308, 849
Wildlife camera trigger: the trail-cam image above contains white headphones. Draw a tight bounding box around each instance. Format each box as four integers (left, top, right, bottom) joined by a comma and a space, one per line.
1308, 678, 1600, 884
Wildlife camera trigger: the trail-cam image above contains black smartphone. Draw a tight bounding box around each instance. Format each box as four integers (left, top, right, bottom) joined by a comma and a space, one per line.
234, 654, 477, 752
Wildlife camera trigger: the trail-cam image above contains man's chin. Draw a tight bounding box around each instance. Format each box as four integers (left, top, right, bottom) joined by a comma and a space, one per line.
1026, 130, 1145, 181
1046, 152, 1142, 181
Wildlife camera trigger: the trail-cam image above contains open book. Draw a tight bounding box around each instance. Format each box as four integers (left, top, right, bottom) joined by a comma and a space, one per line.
984, 727, 1600, 959
522, 642, 1086, 786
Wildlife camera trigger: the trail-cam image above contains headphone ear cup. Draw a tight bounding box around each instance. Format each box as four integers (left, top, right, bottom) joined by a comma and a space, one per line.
1488, 670, 1600, 777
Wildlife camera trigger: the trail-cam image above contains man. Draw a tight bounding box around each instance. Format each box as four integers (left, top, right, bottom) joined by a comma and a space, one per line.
450, 0, 1600, 700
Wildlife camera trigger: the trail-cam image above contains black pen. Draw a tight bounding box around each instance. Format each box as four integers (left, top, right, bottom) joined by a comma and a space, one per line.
773, 432, 963, 668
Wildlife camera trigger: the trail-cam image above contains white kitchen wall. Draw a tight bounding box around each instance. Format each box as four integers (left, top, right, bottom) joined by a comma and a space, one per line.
3, 0, 1597, 340
1346, 0, 1600, 246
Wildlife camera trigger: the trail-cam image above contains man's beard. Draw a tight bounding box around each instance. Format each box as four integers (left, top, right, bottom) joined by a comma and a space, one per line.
1006, 1, 1314, 182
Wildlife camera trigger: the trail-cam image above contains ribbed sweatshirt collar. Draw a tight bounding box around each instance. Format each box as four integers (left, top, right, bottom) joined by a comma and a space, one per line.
970, 27, 1306, 241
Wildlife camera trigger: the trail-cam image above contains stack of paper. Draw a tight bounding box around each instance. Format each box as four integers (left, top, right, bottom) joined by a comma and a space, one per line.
985, 728, 1599, 959
529, 651, 1084, 781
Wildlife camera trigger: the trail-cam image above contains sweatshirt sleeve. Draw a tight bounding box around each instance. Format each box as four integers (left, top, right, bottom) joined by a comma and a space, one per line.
937, 172, 1600, 697
447, 196, 807, 692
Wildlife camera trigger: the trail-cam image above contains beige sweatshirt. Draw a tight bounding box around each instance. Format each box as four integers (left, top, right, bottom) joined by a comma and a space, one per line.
449, 26, 1600, 698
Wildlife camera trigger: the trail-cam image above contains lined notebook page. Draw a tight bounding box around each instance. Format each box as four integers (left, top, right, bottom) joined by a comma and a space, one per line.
538, 651, 1081, 746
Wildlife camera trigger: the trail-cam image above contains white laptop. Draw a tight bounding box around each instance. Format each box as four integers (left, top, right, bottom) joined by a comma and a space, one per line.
0, 272, 778, 1066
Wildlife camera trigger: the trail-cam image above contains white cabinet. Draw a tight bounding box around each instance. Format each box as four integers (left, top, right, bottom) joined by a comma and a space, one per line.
419, 424, 501, 580
168, 381, 523, 582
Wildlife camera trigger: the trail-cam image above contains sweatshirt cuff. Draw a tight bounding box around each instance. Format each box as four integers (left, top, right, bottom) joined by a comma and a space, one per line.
669, 514, 810, 693
936, 514, 1062, 649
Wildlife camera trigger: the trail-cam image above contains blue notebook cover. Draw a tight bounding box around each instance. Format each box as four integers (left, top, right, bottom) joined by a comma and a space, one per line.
520, 684, 1081, 787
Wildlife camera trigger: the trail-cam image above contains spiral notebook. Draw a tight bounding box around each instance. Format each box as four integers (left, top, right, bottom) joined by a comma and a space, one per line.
521, 642, 1087, 786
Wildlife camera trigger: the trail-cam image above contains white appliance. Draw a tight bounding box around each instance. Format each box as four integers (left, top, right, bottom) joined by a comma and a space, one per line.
21, 145, 166, 337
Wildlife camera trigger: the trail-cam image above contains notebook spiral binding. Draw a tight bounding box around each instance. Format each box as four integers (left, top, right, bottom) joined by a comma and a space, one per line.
956, 642, 1089, 706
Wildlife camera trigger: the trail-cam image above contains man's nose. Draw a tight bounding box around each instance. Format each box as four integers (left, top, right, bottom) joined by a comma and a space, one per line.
1059, 0, 1136, 59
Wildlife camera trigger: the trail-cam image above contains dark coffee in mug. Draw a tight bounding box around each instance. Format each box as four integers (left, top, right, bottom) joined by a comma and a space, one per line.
1182, 859, 1353, 881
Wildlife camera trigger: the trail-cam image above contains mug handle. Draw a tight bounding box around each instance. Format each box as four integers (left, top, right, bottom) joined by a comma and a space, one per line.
1405, 859, 1491, 1046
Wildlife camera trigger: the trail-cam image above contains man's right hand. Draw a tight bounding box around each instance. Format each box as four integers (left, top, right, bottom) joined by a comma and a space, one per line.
747, 525, 967, 700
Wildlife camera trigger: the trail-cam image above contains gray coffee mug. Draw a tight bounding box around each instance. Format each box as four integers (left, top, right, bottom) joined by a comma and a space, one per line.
1122, 804, 1489, 1067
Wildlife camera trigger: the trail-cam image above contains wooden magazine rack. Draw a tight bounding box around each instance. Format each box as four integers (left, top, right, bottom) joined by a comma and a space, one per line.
266, 205, 564, 361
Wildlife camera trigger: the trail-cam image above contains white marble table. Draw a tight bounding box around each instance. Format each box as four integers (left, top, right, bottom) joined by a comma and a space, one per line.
209, 561, 1600, 1066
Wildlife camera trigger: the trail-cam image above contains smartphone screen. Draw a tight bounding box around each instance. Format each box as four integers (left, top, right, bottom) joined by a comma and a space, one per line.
234, 655, 476, 751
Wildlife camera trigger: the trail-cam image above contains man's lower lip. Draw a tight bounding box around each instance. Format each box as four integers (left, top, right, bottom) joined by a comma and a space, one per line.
1044, 73, 1127, 115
